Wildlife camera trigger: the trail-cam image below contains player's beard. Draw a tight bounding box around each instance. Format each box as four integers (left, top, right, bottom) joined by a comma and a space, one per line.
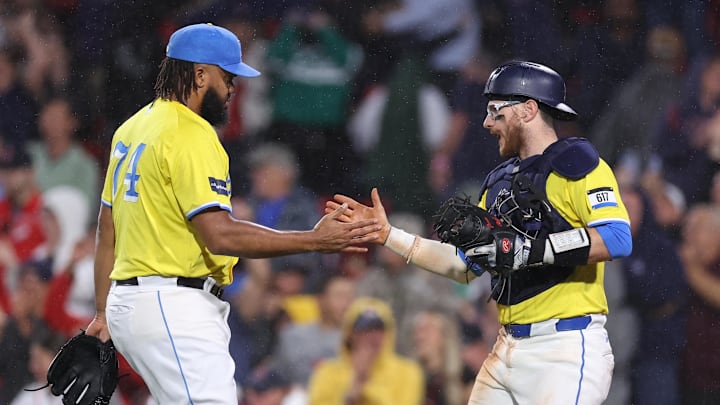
199, 87, 228, 127
498, 120, 523, 159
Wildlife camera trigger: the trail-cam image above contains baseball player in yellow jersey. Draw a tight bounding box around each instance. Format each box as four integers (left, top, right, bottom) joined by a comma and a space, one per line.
84, 23, 381, 405
327, 61, 632, 404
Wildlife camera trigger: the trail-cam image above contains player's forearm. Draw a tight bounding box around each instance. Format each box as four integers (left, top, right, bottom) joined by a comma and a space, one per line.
384, 226, 473, 284
94, 205, 115, 315
208, 218, 321, 258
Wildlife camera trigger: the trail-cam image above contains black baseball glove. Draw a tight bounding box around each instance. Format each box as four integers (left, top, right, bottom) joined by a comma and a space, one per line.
433, 195, 513, 277
46, 331, 119, 405
432, 195, 507, 252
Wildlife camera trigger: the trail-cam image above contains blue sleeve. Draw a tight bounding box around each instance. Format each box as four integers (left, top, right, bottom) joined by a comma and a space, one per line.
594, 222, 632, 258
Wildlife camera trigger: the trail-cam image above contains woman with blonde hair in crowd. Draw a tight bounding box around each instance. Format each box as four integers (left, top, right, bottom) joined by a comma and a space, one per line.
412, 307, 464, 405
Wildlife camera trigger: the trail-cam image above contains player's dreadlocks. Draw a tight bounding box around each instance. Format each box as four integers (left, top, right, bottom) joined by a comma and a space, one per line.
154, 57, 198, 102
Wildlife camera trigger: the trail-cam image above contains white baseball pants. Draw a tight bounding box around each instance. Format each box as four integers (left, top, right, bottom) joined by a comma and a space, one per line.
106, 277, 237, 405
468, 315, 614, 405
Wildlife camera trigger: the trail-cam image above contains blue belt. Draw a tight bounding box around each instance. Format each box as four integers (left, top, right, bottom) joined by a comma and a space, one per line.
504, 315, 592, 338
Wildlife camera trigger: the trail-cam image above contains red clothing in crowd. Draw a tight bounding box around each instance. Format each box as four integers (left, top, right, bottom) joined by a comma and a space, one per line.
0, 191, 46, 314
0, 191, 46, 261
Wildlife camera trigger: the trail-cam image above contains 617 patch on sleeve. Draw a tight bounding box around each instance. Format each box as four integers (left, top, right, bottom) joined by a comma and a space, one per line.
587, 187, 617, 209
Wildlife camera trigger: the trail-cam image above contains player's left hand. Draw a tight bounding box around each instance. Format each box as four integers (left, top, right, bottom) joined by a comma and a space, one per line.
325, 188, 391, 245
465, 229, 532, 274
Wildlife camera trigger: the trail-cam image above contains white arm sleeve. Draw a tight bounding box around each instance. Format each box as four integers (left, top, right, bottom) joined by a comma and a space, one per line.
384, 226, 475, 284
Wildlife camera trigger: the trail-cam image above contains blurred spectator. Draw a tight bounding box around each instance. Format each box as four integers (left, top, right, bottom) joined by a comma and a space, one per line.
571, 0, 646, 130
355, 212, 456, 356
37, 185, 89, 276
429, 54, 503, 200
264, 6, 364, 196
241, 366, 295, 405
0, 260, 52, 404
216, 7, 272, 195
0, 47, 37, 148
412, 308, 463, 405
357, 0, 479, 217
358, 52, 437, 217
652, 53, 720, 207
270, 259, 319, 325
307, 297, 424, 404
41, 221, 94, 335
0, 146, 46, 264
28, 97, 100, 209
228, 258, 286, 388
644, 0, 719, 60
362, 0, 480, 97
678, 204, 720, 404
8, 328, 66, 405
620, 185, 688, 405
245, 142, 324, 292
459, 321, 489, 404
339, 0, 401, 106
590, 25, 687, 167
271, 274, 354, 389
6, 7, 70, 102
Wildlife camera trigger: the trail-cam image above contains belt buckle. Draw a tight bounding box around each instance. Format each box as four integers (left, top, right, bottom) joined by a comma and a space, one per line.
202, 278, 224, 299
505, 324, 531, 338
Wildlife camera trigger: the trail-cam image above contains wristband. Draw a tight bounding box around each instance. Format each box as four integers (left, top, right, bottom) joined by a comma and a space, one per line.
529, 228, 591, 267
384, 226, 416, 260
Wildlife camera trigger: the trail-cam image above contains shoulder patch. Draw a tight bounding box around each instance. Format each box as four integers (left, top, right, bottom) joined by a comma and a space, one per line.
587, 187, 618, 209
549, 138, 599, 179
208, 177, 231, 196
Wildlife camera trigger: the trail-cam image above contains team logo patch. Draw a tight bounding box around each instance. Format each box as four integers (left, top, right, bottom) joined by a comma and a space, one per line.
208, 177, 230, 196
587, 187, 617, 209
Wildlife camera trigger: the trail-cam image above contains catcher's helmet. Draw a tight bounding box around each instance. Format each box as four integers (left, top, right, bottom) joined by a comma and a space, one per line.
483, 61, 577, 121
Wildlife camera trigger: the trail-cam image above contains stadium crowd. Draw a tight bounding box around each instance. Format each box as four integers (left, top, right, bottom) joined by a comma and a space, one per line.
0, 0, 720, 404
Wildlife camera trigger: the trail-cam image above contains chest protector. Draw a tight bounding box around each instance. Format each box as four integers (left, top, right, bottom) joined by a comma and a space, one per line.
479, 137, 599, 305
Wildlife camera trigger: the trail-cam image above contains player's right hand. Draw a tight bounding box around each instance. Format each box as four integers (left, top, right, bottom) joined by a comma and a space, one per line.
325, 188, 391, 245
312, 202, 380, 253
85, 314, 112, 343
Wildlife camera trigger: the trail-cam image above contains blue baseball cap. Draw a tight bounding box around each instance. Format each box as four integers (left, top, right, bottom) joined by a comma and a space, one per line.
166, 23, 260, 78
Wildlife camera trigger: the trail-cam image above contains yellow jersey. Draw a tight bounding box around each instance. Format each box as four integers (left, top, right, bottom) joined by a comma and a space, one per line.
101, 99, 238, 285
481, 158, 629, 325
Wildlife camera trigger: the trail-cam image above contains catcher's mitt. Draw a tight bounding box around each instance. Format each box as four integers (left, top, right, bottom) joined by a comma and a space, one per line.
47, 331, 119, 405
432, 195, 507, 252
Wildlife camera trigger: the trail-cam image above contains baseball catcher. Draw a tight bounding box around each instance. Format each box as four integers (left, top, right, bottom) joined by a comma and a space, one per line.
44, 331, 119, 405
